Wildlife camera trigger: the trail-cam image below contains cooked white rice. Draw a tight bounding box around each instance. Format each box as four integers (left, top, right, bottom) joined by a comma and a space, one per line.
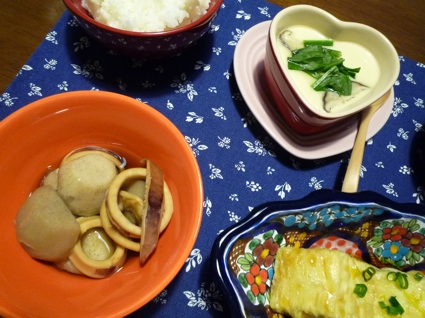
82, 0, 211, 32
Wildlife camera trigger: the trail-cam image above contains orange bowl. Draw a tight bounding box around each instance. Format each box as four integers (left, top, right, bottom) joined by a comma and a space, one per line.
0, 91, 203, 317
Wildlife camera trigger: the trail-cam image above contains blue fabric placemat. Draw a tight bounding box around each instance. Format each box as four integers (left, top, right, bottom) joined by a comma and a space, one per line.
2, 1, 425, 316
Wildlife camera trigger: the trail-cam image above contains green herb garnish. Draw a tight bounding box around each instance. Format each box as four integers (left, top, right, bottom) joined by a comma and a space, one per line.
414, 272, 424, 281
353, 283, 368, 298
362, 267, 376, 282
287, 41, 361, 96
303, 39, 334, 46
397, 273, 409, 289
379, 301, 387, 309
387, 272, 409, 289
379, 296, 404, 315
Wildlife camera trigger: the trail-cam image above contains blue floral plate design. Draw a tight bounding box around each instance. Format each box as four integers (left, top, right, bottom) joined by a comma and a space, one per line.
211, 190, 425, 318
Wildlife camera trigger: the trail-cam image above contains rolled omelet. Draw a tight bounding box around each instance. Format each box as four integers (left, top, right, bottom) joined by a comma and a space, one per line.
270, 247, 425, 318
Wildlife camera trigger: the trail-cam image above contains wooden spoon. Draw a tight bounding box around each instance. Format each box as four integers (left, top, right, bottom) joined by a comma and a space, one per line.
341, 90, 391, 193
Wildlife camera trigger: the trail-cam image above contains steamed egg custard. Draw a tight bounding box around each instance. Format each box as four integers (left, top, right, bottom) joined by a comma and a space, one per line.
278, 25, 380, 113
270, 247, 425, 318
15, 146, 174, 279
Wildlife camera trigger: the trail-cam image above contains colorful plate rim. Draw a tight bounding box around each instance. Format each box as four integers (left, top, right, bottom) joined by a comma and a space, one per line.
211, 189, 425, 317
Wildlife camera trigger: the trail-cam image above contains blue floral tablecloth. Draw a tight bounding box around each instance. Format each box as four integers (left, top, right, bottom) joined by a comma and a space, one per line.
1, 0, 425, 317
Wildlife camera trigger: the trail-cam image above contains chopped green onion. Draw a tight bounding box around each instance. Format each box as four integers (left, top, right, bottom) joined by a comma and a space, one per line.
303, 39, 334, 46
389, 296, 400, 307
387, 307, 399, 315
378, 301, 387, 309
388, 296, 404, 315
353, 283, 368, 298
379, 296, 405, 316
387, 272, 409, 289
414, 272, 424, 281
362, 267, 376, 282
397, 273, 409, 289
387, 272, 397, 281
387, 272, 398, 282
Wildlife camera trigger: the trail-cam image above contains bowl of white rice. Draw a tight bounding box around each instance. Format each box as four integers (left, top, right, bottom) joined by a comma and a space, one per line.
62, 0, 223, 58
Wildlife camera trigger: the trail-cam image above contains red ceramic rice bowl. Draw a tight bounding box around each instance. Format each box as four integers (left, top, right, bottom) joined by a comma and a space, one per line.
62, 0, 223, 58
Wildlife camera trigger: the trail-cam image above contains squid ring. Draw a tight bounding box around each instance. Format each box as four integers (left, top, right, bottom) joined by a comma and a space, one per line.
106, 168, 174, 238
100, 201, 141, 252
69, 216, 127, 279
107, 168, 147, 238
160, 181, 173, 233
61, 146, 127, 171
118, 190, 144, 228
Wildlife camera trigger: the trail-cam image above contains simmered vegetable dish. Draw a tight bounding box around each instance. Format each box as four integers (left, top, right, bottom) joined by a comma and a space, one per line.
15, 146, 173, 278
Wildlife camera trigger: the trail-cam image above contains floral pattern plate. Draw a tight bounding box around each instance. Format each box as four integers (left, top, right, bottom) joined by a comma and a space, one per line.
211, 190, 425, 318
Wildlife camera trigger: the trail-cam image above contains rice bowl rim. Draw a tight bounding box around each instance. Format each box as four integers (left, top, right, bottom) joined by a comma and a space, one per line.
63, 0, 223, 37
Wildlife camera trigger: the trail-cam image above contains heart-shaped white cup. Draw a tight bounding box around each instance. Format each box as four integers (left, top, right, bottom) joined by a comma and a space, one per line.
264, 5, 399, 135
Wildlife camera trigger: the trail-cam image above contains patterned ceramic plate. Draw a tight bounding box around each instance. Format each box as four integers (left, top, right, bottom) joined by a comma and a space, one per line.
211, 190, 425, 317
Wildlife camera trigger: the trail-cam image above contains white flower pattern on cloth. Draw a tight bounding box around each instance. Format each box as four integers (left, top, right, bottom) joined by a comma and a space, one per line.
184, 282, 224, 312
0, 93, 17, 107
1, 0, 425, 316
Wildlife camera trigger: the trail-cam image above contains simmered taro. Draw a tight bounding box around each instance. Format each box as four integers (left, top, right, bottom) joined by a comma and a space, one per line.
15, 185, 80, 262
57, 153, 118, 217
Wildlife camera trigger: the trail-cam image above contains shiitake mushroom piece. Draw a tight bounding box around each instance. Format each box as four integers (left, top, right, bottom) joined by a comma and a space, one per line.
324, 82, 371, 112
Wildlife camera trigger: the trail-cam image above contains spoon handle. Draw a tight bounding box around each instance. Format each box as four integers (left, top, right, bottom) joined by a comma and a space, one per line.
341, 90, 391, 193
341, 110, 372, 193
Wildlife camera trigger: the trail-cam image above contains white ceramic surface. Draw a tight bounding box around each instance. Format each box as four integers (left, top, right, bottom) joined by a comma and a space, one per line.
234, 21, 394, 160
